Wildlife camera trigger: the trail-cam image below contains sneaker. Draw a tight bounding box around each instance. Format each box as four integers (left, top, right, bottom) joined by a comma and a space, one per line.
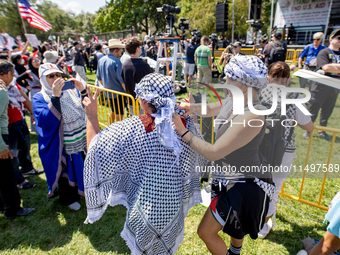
17, 181, 36, 189
319, 131, 331, 141
296, 250, 308, 255
258, 218, 273, 239
303, 131, 310, 139
22, 168, 44, 178
68, 202, 81, 211
5, 208, 35, 219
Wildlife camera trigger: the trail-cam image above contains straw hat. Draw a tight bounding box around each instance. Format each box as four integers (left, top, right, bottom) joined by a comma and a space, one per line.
43, 51, 59, 64
108, 39, 125, 48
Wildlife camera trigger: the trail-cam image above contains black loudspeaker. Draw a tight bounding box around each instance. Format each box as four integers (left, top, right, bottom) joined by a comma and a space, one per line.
249, 0, 262, 20
218, 40, 226, 48
216, 2, 228, 33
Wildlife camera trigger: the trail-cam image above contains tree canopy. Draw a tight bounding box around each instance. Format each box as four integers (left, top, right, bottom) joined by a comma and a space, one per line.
0, 0, 274, 41
0, 0, 97, 42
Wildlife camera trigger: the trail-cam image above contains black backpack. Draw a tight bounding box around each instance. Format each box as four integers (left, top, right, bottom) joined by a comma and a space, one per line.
259, 93, 298, 167
89, 53, 98, 72
270, 42, 286, 64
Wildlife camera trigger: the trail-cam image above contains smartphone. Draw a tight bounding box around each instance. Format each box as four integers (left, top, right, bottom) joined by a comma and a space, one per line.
62, 80, 75, 91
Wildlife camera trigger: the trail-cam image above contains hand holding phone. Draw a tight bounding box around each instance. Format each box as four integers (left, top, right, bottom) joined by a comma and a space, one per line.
61, 80, 75, 91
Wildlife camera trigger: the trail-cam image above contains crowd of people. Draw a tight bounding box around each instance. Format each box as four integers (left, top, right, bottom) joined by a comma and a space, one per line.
0, 28, 340, 255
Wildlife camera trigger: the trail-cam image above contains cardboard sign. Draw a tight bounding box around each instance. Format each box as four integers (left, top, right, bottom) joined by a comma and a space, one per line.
25, 34, 40, 48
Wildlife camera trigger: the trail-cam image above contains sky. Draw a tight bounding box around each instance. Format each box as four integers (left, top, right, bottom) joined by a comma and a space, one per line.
52, 0, 106, 15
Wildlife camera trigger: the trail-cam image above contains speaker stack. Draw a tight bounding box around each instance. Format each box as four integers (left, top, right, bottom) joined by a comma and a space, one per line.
215, 2, 229, 33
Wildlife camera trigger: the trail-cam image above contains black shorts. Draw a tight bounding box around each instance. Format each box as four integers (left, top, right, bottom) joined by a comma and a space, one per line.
210, 181, 270, 240
109, 95, 125, 115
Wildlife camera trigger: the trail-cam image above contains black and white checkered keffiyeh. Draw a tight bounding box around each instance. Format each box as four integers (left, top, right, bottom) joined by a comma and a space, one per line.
84, 115, 207, 255
260, 83, 298, 152
135, 73, 185, 155
224, 55, 268, 89
40, 75, 87, 155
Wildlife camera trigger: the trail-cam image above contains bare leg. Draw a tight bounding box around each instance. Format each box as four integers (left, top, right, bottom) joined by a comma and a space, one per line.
188, 75, 192, 87
109, 111, 115, 124
310, 231, 340, 255
115, 114, 123, 122
264, 216, 271, 224
197, 208, 229, 255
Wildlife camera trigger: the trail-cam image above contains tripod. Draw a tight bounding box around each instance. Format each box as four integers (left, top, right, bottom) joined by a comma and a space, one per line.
155, 37, 186, 89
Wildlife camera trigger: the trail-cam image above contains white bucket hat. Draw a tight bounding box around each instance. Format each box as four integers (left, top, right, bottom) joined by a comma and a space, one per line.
43, 51, 59, 64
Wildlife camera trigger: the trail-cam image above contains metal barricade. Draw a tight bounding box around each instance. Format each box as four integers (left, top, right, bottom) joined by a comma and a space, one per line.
240, 49, 255, 55
294, 49, 303, 65
88, 85, 136, 128
280, 125, 340, 211
285, 49, 296, 64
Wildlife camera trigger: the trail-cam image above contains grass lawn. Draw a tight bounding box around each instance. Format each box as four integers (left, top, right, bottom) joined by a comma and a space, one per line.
0, 68, 339, 255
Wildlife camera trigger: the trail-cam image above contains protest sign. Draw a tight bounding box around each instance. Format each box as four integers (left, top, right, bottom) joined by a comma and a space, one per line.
25, 34, 40, 48
274, 0, 331, 27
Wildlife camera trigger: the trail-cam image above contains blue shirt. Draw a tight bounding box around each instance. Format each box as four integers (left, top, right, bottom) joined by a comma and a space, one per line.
185, 43, 198, 64
96, 54, 124, 97
299, 43, 326, 66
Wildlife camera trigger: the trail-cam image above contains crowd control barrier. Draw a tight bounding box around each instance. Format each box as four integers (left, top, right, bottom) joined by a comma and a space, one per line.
280, 125, 340, 211
88, 85, 137, 128
214, 48, 305, 65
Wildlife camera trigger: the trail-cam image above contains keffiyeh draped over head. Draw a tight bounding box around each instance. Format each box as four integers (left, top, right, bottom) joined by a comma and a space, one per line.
39, 64, 87, 155
224, 55, 268, 89
135, 73, 184, 155
215, 55, 268, 133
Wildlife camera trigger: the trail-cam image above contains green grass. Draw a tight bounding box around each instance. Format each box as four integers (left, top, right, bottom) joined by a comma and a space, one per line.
0, 69, 339, 255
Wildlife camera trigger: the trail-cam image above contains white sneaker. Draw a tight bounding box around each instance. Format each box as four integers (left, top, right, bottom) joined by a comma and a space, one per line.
68, 202, 81, 211
258, 218, 273, 239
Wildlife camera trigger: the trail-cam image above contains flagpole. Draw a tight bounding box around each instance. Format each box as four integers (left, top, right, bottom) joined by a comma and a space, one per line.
16, 0, 28, 36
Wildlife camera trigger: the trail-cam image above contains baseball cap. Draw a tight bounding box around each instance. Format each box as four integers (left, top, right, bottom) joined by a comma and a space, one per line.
313, 32, 323, 40
232, 42, 242, 47
330, 29, 340, 39
39, 63, 63, 78
274, 32, 282, 39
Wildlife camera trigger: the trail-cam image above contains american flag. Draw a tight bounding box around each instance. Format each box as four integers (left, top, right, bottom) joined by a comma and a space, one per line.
18, 0, 52, 32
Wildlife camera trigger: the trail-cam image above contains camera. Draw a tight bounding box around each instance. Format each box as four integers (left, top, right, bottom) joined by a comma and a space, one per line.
251, 21, 263, 32
191, 29, 202, 44
179, 18, 189, 31
157, 4, 181, 14
209, 33, 218, 42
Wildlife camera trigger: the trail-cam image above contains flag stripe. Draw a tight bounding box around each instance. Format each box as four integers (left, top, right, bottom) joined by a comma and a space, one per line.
18, 0, 52, 32
19, 6, 52, 28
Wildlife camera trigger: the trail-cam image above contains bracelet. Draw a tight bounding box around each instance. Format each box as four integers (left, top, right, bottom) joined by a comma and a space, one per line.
80, 89, 88, 96
181, 130, 190, 138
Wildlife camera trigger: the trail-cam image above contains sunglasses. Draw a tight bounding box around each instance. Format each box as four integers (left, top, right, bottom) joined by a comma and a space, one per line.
32, 59, 40, 63
333, 36, 340, 40
47, 73, 61, 79
313, 39, 321, 41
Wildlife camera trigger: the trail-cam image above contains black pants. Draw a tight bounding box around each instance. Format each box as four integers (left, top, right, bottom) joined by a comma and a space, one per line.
299, 65, 316, 89
58, 177, 80, 206
309, 85, 339, 126
0, 135, 22, 217
8, 118, 33, 184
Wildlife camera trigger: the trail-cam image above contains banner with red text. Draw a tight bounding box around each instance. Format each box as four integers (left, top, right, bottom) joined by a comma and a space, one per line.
274, 0, 331, 28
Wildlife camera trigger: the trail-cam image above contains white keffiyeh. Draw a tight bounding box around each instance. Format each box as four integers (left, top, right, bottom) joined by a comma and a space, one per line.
40, 75, 86, 155
84, 115, 207, 255
135, 73, 185, 156
224, 55, 268, 89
